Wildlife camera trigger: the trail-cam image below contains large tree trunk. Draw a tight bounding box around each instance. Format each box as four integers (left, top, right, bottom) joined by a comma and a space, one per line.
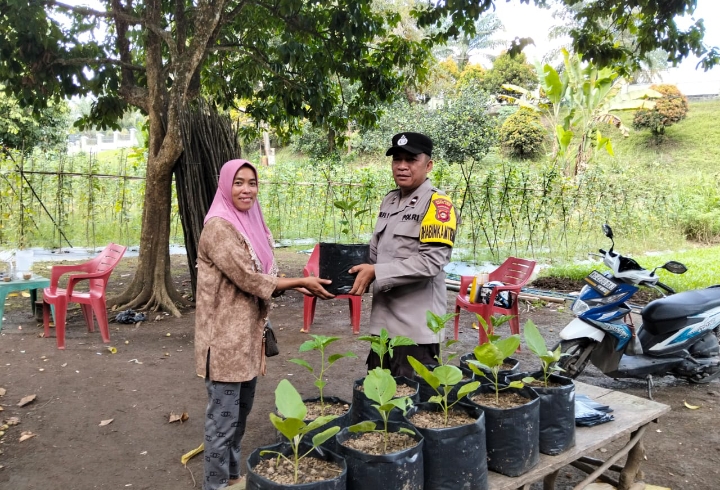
110, 148, 187, 316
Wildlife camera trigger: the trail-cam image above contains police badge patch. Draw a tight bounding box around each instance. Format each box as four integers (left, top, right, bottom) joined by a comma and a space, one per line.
420, 193, 457, 246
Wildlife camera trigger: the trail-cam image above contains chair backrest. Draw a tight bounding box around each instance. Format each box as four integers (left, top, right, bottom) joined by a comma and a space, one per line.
87, 243, 127, 290
489, 257, 536, 287
303, 244, 320, 278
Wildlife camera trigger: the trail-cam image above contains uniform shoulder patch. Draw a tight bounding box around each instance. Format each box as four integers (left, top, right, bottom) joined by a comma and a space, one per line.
420, 193, 457, 246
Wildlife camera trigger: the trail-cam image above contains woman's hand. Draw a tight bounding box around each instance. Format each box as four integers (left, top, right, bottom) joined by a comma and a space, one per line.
302, 277, 335, 299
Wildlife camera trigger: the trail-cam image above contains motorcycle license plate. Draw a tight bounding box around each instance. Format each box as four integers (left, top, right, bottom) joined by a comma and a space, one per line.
583, 270, 619, 296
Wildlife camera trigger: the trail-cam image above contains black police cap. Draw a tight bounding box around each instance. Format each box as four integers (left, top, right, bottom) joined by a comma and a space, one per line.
385, 132, 433, 157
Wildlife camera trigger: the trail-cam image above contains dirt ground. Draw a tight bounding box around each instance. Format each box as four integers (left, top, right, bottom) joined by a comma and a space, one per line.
0, 249, 718, 490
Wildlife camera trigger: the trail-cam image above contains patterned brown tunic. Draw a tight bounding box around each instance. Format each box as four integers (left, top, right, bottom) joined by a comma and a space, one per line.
194, 218, 278, 382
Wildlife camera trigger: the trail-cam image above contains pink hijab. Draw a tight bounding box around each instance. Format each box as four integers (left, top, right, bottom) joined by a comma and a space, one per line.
204, 159, 276, 274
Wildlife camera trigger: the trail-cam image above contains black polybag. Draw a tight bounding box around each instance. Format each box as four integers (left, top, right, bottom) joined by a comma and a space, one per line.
246, 442, 346, 490
462, 384, 540, 477
336, 421, 424, 490
510, 372, 576, 456
318, 243, 369, 295
405, 403, 488, 490
575, 394, 615, 427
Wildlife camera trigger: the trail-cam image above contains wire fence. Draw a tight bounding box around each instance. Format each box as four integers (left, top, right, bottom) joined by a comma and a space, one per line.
0, 151, 679, 263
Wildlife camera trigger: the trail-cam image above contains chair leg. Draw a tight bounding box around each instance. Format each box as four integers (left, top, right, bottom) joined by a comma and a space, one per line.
479, 311, 492, 346
510, 308, 521, 351
91, 299, 110, 343
53, 299, 68, 350
302, 296, 317, 333
349, 298, 361, 335
453, 305, 461, 340
80, 304, 94, 332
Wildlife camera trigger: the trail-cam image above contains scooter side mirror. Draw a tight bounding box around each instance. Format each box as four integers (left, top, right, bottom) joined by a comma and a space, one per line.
602, 224, 614, 239
662, 261, 688, 274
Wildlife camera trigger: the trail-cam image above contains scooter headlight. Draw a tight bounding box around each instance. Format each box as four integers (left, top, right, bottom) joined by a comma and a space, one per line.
571, 299, 590, 315
572, 292, 627, 315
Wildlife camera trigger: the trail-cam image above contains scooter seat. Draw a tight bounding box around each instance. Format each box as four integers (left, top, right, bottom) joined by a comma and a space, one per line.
642, 287, 720, 334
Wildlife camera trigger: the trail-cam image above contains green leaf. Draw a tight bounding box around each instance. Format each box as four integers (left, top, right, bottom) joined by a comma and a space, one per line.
311, 426, 341, 447
408, 356, 440, 390
472, 343, 505, 368
305, 414, 338, 433
507, 380, 525, 389
270, 413, 306, 442
457, 381, 480, 399
288, 358, 313, 372
494, 336, 521, 358
349, 421, 376, 433
434, 365, 463, 387
363, 367, 396, 405
522, 320, 548, 357
275, 379, 307, 420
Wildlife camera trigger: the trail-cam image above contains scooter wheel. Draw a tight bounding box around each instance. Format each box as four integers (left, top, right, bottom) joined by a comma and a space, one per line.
557, 339, 594, 379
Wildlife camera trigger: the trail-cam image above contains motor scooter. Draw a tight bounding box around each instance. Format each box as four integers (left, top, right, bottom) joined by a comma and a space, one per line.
557, 224, 720, 398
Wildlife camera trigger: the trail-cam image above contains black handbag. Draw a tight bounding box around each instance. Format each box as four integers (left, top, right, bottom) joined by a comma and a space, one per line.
263, 322, 279, 357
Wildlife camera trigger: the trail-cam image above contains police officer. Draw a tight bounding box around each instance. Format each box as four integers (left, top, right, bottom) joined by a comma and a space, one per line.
348, 132, 457, 377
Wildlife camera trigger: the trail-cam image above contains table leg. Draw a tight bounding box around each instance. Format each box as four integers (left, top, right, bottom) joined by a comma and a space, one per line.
573, 424, 647, 490
618, 429, 646, 490
30, 288, 38, 316
0, 292, 7, 332
543, 469, 559, 490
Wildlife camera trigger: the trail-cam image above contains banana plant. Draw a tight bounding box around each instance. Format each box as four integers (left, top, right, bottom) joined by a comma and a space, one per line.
263, 379, 340, 484
502, 48, 662, 175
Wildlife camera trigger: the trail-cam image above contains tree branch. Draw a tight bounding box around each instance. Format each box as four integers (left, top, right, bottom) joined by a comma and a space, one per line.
51, 57, 144, 71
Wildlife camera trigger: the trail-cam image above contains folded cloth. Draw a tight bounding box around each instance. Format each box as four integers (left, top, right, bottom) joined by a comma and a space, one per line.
575, 394, 614, 427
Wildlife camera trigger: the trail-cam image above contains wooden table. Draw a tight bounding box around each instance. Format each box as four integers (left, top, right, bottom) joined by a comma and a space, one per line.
488, 381, 671, 490
0, 275, 50, 332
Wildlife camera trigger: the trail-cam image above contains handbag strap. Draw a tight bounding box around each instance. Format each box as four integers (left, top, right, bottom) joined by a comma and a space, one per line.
260, 338, 267, 376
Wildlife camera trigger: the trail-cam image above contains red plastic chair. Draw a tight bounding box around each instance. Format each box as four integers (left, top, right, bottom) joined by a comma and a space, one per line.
42, 243, 127, 349
302, 244, 361, 334
453, 257, 536, 345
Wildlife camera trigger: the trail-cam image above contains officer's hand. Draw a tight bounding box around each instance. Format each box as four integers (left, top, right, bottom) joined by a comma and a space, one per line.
302, 277, 335, 299
348, 264, 375, 295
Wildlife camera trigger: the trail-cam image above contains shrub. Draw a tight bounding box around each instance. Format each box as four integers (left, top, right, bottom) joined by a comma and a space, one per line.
633, 84, 689, 140
499, 107, 546, 158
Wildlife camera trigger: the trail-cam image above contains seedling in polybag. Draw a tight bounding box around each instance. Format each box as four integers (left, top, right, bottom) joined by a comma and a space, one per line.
263, 379, 340, 484
408, 356, 480, 427
466, 335, 524, 403
358, 328, 416, 371
522, 320, 568, 387
289, 334, 357, 415
425, 310, 459, 366
347, 367, 414, 452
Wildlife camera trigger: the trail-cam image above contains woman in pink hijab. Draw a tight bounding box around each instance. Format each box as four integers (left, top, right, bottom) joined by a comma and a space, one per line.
194, 159, 333, 489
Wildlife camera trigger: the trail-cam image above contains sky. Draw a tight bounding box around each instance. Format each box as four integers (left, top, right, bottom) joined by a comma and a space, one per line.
479, 0, 720, 91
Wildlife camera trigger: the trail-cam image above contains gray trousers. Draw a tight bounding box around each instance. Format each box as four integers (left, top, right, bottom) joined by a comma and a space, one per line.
203, 376, 257, 490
